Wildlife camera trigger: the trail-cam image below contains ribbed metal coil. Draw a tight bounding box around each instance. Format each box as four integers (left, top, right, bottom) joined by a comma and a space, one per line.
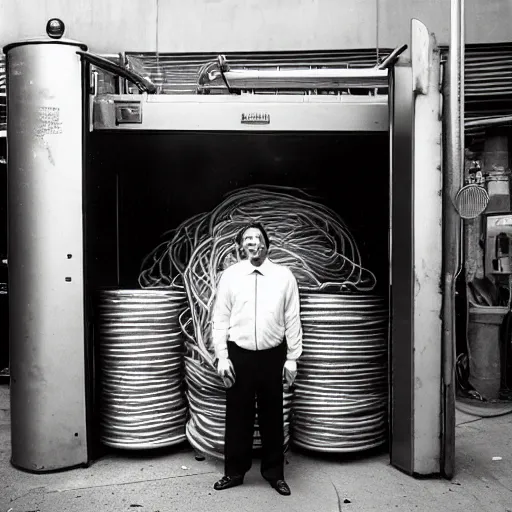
291, 292, 388, 453
98, 289, 189, 450
184, 351, 293, 459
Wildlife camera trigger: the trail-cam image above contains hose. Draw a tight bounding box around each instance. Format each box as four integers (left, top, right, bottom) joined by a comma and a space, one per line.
139, 185, 377, 363
455, 400, 512, 418
138, 184, 379, 456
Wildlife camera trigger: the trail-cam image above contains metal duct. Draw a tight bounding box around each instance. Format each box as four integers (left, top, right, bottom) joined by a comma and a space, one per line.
292, 292, 388, 453
184, 349, 293, 459
98, 289, 188, 450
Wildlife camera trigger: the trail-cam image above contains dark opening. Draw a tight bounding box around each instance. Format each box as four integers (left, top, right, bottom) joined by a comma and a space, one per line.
86, 130, 390, 294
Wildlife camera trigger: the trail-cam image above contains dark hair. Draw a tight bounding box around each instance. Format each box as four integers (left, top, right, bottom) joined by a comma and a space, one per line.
235, 221, 271, 248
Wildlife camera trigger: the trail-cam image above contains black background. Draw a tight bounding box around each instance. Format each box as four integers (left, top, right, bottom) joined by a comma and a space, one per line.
86, 130, 390, 293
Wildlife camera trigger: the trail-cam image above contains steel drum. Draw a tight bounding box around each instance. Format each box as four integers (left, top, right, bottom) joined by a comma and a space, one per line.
292, 292, 388, 453
98, 289, 188, 449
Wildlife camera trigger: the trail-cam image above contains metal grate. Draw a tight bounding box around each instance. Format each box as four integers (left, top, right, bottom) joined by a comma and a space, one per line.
454, 185, 490, 219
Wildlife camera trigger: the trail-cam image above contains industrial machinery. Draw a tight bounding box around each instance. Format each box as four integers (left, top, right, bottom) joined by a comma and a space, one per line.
4, 18, 447, 477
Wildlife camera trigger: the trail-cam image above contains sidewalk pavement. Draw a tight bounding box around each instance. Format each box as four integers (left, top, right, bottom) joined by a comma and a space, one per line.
1, 384, 511, 512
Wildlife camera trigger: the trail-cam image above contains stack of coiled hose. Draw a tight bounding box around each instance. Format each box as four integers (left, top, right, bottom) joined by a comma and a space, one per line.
138, 185, 383, 456
184, 350, 293, 458
293, 293, 388, 452
98, 289, 188, 449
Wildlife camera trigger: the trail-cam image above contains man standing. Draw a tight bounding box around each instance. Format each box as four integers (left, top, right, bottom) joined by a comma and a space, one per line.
212, 222, 303, 496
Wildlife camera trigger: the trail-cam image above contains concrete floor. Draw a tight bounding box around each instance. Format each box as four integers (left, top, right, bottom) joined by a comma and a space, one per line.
1, 384, 512, 512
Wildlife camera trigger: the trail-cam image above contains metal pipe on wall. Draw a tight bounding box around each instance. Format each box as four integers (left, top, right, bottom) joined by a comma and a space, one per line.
442, 0, 465, 479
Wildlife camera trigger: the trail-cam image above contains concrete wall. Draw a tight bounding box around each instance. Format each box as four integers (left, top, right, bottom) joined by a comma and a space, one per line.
1, 0, 511, 54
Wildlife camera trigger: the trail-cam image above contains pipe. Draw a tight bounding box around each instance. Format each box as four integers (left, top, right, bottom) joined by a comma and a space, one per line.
221, 68, 388, 90
376, 44, 408, 70
76, 50, 157, 94
441, 0, 465, 480
465, 115, 512, 129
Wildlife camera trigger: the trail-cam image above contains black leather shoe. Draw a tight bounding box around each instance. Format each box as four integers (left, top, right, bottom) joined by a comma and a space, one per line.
270, 479, 291, 496
213, 475, 244, 491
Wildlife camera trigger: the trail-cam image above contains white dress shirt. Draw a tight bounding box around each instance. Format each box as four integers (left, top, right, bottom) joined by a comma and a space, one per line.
211, 258, 303, 362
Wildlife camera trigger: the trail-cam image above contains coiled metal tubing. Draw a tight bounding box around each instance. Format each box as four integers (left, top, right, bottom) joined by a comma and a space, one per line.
98, 289, 189, 450
184, 350, 293, 459
292, 292, 388, 453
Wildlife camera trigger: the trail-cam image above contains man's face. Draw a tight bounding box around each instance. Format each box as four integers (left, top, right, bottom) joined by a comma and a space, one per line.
241, 227, 268, 264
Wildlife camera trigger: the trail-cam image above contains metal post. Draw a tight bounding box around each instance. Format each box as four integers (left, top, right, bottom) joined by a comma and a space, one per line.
442, 0, 465, 479
5, 40, 89, 472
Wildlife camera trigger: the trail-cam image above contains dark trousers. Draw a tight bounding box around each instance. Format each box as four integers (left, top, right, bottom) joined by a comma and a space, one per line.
225, 341, 286, 481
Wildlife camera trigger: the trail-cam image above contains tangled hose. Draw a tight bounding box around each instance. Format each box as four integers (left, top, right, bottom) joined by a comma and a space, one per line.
138, 185, 379, 457
139, 185, 377, 365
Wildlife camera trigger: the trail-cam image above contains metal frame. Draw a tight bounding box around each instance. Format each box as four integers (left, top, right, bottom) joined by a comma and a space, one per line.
389, 62, 415, 474
89, 39, 446, 476
389, 19, 444, 477
92, 93, 388, 132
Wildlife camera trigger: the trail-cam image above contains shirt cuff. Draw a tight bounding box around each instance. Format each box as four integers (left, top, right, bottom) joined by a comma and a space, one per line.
213, 340, 229, 360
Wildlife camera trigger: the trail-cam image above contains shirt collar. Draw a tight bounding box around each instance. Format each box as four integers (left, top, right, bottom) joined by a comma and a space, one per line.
243, 258, 270, 276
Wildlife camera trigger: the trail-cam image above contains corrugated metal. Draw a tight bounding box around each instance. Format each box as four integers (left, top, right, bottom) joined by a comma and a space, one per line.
439, 44, 512, 145
121, 44, 512, 99
463, 43, 512, 98
463, 42, 512, 145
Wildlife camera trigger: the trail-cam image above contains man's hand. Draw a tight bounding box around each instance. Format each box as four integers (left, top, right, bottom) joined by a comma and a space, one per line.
283, 360, 297, 387
217, 358, 236, 388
